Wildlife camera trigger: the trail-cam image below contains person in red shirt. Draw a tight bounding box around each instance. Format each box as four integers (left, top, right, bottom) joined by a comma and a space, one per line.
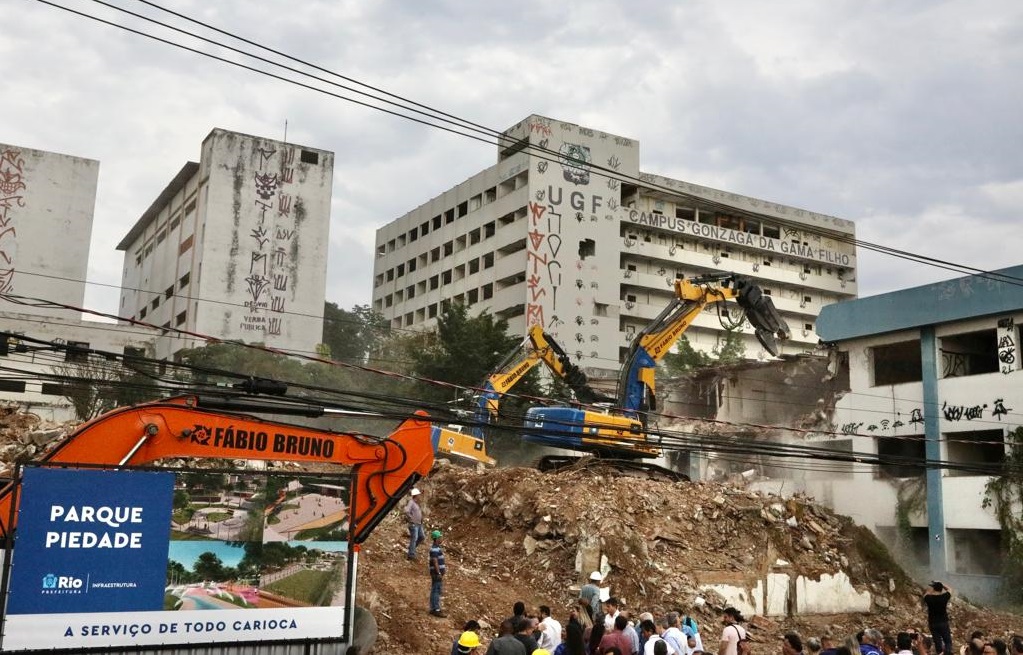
599, 616, 635, 655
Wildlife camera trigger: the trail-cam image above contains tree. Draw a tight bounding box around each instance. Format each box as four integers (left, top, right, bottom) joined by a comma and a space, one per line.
406, 304, 523, 404
321, 303, 388, 363
51, 354, 122, 420
712, 326, 747, 364
663, 328, 747, 375
663, 335, 712, 375
192, 551, 231, 581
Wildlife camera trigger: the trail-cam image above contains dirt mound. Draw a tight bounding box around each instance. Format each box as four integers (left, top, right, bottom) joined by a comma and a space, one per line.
358, 462, 1023, 655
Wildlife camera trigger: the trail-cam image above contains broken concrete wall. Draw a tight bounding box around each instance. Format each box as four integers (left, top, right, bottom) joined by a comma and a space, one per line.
698, 570, 872, 617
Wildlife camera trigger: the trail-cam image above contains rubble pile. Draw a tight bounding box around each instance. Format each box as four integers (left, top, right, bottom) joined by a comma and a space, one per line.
0, 405, 72, 474
358, 462, 1023, 655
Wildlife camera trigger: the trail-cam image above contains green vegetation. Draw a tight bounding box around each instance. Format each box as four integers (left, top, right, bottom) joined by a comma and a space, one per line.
663, 327, 747, 375
264, 569, 332, 605
983, 426, 1023, 602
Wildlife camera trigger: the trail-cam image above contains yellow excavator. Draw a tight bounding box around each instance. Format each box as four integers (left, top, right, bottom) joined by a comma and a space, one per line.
523, 273, 790, 466
432, 324, 609, 466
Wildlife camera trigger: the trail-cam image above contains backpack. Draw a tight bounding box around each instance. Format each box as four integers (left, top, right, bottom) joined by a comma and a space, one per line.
732, 625, 752, 655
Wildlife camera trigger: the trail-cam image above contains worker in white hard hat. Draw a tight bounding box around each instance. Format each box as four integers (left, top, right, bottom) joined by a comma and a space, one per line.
580, 570, 603, 624
404, 487, 425, 560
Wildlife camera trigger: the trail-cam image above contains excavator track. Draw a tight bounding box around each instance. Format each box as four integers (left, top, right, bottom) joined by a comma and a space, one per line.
535, 455, 690, 482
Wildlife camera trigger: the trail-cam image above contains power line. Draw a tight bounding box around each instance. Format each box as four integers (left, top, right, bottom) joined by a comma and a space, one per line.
32, 0, 1023, 291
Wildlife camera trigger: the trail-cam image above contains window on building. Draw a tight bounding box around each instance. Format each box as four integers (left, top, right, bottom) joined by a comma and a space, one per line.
65, 340, 89, 363
482, 283, 493, 300
763, 223, 780, 239
420, 221, 430, 236
151, 297, 160, 310
179, 272, 190, 289
484, 221, 496, 238
386, 269, 394, 282
876, 434, 925, 478
432, 215, 442, 229
175, 311, 187, 326
408, 259, 417, 272
443, 241, 454, 257
156, 230, 167, 245
41, 383, 71, 396
396, 264, 405, 278
467, 289, 479, 305
179, 235, 194, 255
429, 275, 439, 290
872, 340, 922, 386
445, 209, 455, 224
123, 346, 146, 361
946, 429, 1005, 477
300, 150, 319, 165
469, 194, 482, 211
0, 380, 26, 393
406, 285, 415, 299
387, 239, 395, 252
675, 207, 695, 220
469, 258, 480, 275
718, 215, 742, 231
744, 218, 761, 235
949, 529, 1003, 575
941, 329, 999, 378
469, 228, 481, 245
626, 294, 637, 303
485, 187, 497, 203
385, 294, 393, 308
594, 303, 609, 317
409, 227, 418, 242
165, 285, 174, 299
579, 239, 596, 259
139, 307, 148, 319
442, 270, 452, 285
457, 201, 468, 217
184, 198, 197, 216
170, 214, 181, 230
483, 253, 494, 269
428, 304, 438, 318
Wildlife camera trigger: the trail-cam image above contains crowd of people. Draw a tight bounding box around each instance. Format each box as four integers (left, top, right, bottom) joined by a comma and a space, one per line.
404, 494, 1019, 655
439, 581, 1023, 655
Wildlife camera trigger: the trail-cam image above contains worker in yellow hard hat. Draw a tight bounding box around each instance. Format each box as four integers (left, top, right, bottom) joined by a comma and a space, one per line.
454, 629, 481, 654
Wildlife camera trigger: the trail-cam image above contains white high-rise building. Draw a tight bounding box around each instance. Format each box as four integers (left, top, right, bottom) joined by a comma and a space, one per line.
117, 129, 334, 360
0, 142, 157, 419
0, 143, 98, 316
372, 115, 857, 379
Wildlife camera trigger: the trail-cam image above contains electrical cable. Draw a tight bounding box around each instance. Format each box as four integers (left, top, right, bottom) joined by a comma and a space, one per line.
29, 0, 1023, 292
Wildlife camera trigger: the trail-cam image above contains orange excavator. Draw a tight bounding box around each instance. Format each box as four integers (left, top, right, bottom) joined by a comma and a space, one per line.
0, 395, 434, 651
0, 395, 434, 544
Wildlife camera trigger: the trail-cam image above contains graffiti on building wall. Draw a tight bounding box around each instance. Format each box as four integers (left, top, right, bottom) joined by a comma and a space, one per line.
559, 143, 591, 186
840, 397, 1015, 436
240, 145, 300, 338
525, 201, 561, 330
0, 149, 27, 294
997, 317, 1016, 374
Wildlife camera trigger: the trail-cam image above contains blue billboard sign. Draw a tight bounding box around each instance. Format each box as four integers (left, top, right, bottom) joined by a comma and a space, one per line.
6, 467, 174, 614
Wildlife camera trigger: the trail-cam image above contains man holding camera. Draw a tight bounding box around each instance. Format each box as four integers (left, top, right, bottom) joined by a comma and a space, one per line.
922, 581, 953, 655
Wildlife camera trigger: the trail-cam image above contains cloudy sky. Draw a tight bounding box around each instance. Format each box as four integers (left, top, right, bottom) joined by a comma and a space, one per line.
5, 0, 1022, 316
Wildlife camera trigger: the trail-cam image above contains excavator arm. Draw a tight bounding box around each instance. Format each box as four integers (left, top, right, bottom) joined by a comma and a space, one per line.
0, 396, 435, 544
617, 274, 790, 423
476, 324, 608, 424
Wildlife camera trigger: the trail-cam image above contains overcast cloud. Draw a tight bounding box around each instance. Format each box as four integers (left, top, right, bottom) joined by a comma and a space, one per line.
4, 0, 1021, 317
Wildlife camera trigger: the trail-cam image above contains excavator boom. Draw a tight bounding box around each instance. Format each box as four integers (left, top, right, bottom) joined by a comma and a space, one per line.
0, 396, 435, 544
